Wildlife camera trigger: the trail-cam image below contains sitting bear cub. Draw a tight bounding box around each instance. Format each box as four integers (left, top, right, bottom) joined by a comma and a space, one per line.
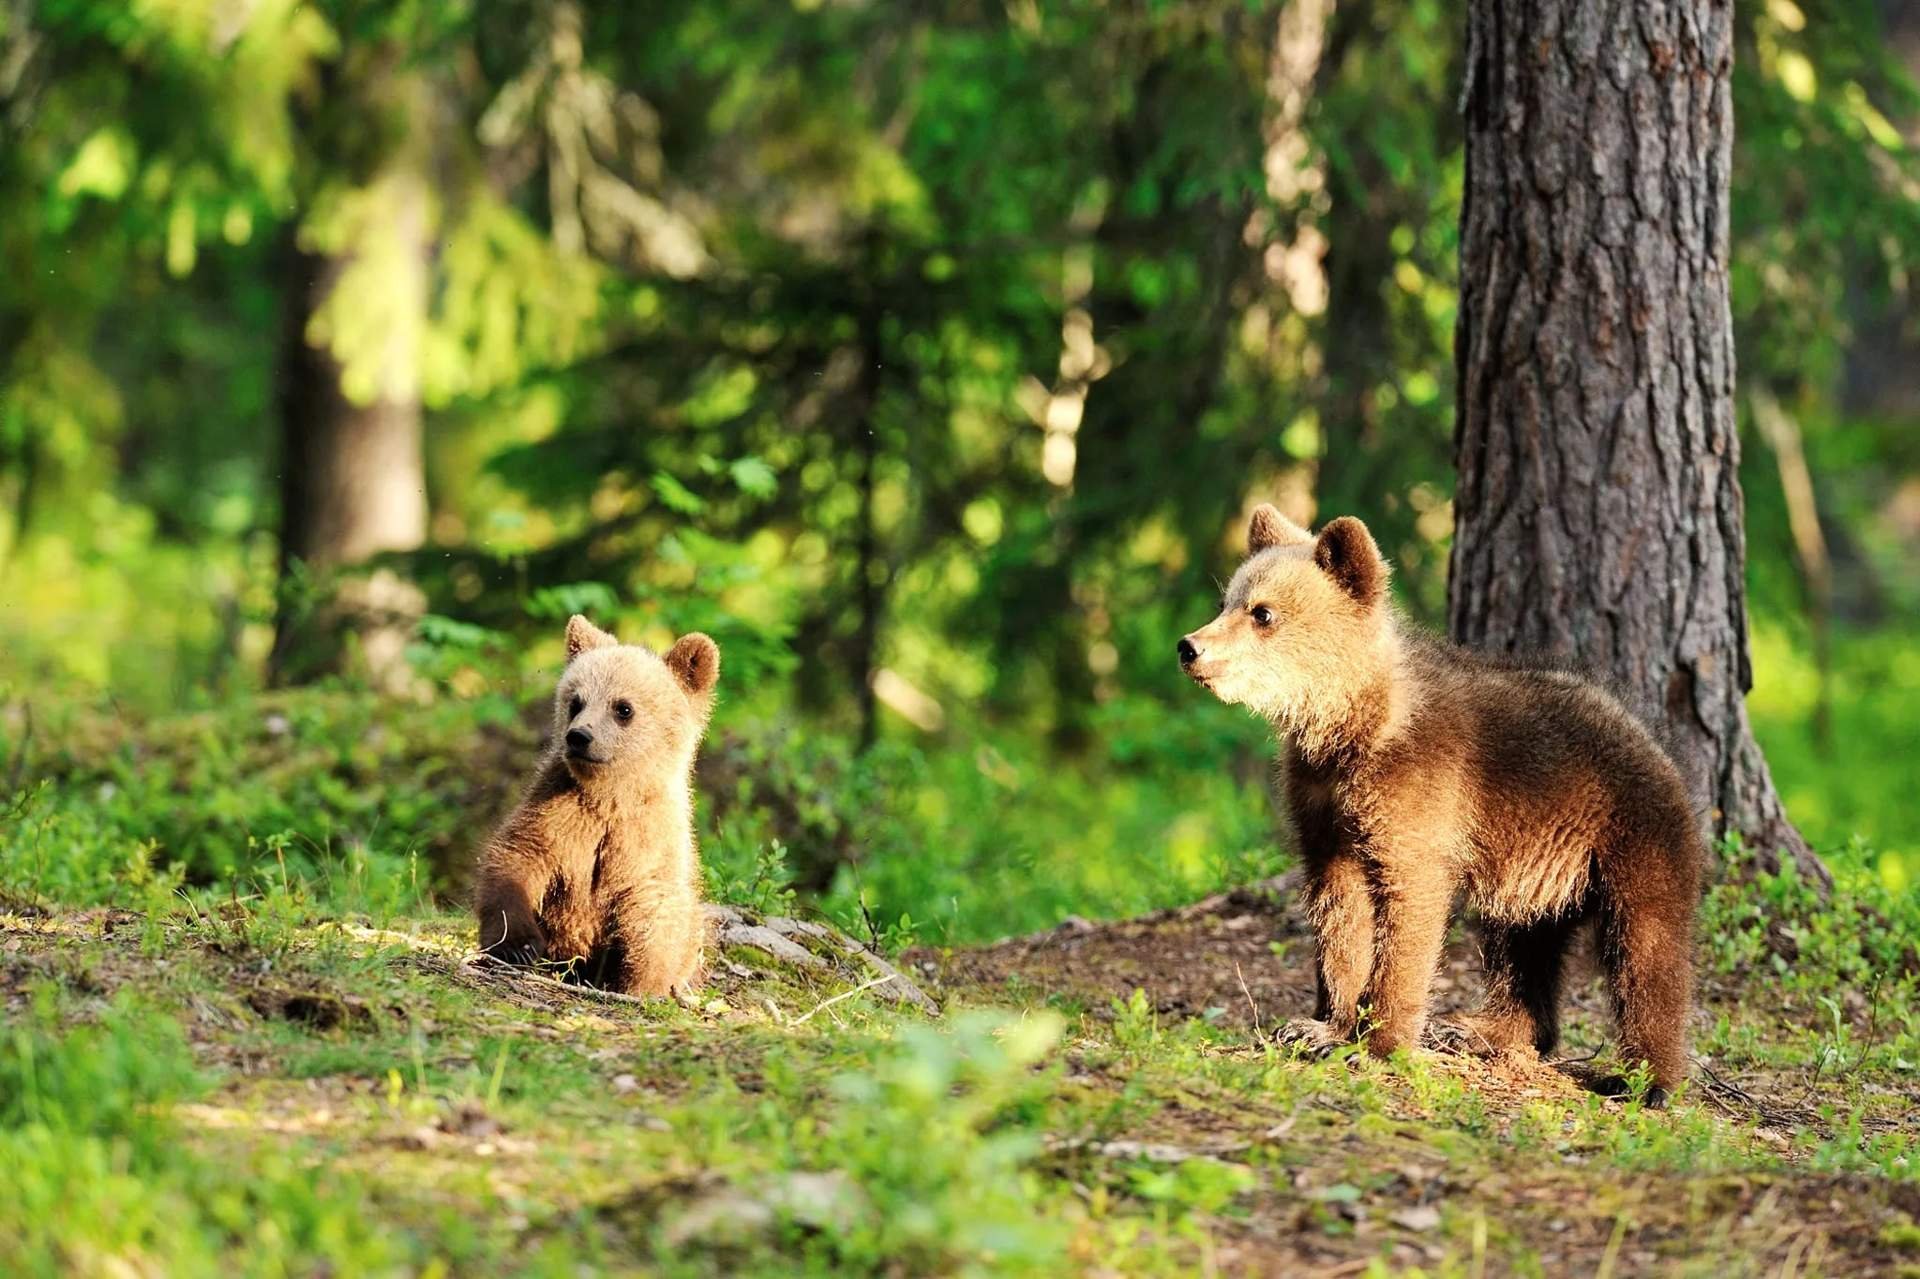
474, 614, 719, 996
1180, 506, 1701, 1105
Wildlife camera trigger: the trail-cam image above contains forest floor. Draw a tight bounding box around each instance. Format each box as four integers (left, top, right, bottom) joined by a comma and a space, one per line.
5, 878, 1919, 1277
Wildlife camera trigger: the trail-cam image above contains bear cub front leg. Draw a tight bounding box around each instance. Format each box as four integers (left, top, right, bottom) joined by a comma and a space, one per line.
1277, 853, 1376, 1055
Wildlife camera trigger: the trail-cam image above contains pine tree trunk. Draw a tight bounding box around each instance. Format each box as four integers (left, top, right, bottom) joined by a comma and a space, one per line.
271, 171, 429, 691
1448, 0, 1826, 885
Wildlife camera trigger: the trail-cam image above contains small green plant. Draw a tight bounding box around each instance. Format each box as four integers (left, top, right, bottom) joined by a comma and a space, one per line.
1112, 988, 1161, 1057
1125, 1157, 1256, 1220
713, 1010, 1075, 1275
709, 837, 800, 916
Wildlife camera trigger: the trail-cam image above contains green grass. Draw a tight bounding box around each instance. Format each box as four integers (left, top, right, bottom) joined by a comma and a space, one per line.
0, 837, 1913, 1274
2, 669, 1918, 1274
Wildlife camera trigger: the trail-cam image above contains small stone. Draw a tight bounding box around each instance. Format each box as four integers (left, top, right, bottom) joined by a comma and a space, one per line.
1391, 1205, 1442, 1232
437, 1102, 503, 1139
400, 1126, 441, 1150
612, 1073, 640, 1094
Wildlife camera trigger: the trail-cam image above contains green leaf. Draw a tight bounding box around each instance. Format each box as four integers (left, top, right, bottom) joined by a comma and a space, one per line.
729, 456, 778, 499
651, 472, 707, 515
525, 582, 622, 622
416, 614, 505, 650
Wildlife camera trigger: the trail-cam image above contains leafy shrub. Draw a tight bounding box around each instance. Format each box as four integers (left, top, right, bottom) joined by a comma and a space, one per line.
700, 702, 1282, 947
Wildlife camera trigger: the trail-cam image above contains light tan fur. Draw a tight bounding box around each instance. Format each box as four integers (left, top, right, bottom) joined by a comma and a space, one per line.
473, 615, 719, 996
1180, 507, 1701, 1104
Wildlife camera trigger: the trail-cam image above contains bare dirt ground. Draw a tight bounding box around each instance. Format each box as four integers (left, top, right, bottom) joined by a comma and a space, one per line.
909, 876, 1920, 1275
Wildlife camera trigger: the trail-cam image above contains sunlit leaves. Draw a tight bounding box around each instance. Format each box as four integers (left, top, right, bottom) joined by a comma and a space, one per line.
54, 129, 136, 204
651, 472, 708, 515
524, 581, 623, 621
425, 196, 607, 408
729, 456, 779, 499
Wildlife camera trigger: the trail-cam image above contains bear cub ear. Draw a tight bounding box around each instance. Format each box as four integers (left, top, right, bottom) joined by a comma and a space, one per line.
1313, 516, 1387, 606
1247, 503, 1312, 553
664, 633, 721, 697
565, 614, 619, 660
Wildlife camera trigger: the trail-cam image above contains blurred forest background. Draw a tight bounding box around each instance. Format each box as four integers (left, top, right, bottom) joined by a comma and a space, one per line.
2, 0, 1918, 941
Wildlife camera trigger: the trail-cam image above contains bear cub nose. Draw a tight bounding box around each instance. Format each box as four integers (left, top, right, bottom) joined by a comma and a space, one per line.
565, 727, 594, 755
1177, 637, 1200, 667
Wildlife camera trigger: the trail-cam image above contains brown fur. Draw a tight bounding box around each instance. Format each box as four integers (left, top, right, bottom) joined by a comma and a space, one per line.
1180, 507, 1701, 1103
473, 615, 719, 996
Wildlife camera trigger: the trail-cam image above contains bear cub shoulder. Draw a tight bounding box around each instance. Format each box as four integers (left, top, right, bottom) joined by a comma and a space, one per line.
474, 614, 720, 996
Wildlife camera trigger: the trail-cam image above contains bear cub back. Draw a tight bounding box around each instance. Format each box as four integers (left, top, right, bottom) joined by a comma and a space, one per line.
474, 614, 720, 996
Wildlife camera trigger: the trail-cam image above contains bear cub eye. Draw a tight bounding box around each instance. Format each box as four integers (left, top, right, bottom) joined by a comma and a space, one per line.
1251, 604, 1274, 627
613, 700, 635, 723
568, 694, 585, 718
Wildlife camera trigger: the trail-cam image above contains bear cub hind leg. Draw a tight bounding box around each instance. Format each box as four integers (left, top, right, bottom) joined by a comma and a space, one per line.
1439, 915, 1576, 1057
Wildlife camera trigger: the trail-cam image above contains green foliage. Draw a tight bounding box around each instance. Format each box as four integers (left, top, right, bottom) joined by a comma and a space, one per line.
1, 0, 1915, 866
795, 1012, 1070, 1274
1, 677, 1281, 943
0, 993, 203, 1151
1747, 626, 1920, 889
0, 997, 445, 1277
701, 700, 1279, 945
0, 688, 535, 905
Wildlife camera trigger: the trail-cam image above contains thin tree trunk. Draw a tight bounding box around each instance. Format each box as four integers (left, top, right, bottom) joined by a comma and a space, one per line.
1750, 389, 1834, 752
1449, 0, 1826, 885
1307, 0, 1384, 494
271, 170, 430, 691
852, 296, 883, 753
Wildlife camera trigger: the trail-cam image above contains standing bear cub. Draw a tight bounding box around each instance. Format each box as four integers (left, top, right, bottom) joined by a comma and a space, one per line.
474, 615, 719, 996
1180, 506, 1701, 1105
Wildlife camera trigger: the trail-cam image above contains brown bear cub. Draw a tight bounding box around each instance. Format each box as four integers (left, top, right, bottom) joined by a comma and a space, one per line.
1180, 506, 1701, 1105
474, 615, 719, 997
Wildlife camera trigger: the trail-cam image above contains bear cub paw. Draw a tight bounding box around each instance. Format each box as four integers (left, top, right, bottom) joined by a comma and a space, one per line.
1274, 1017, 1346, 1057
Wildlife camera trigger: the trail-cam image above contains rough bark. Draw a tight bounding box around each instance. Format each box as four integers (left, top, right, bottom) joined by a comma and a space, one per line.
1448, 0, 1826, 884
271, 173, 430, 691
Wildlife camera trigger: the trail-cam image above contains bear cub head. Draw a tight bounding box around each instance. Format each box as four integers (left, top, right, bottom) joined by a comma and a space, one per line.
554, 614, 720, 790
1178, 505, 1390, 732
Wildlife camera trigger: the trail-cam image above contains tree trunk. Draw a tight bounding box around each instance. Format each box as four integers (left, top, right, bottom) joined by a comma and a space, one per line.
1448, 0, 1826, 884
852, 295, 884, 753
271, 171, 430, 691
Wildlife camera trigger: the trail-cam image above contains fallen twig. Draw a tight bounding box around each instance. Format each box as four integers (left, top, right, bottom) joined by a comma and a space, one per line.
790, 975, 895, 1026
458, 953, 657, 1009
1234, 960, 1261, 1034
